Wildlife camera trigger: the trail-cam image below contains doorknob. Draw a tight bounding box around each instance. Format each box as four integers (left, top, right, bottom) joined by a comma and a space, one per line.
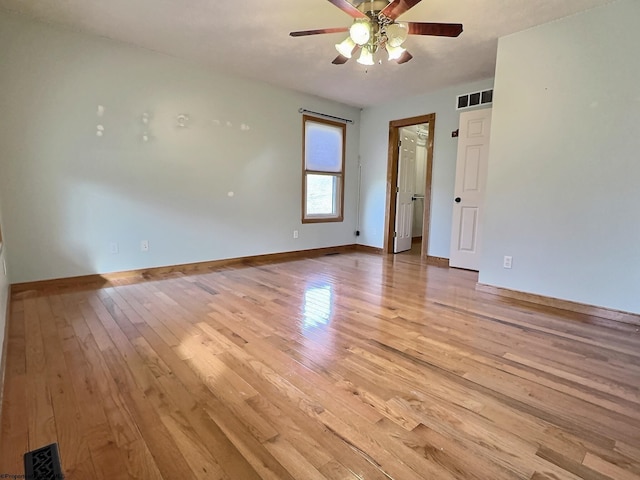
455, 197, 461, 203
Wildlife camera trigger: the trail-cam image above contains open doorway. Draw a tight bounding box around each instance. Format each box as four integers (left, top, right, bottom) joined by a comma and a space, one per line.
383, 113, 435, 256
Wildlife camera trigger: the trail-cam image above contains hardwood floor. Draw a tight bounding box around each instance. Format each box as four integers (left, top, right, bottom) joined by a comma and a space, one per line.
1, 251, 639, 479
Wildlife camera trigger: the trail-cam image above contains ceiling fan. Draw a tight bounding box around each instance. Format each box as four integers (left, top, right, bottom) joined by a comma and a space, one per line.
290, 0, 463, 66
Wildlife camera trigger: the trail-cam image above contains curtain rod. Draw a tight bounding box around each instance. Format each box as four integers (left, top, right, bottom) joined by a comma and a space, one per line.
299, 108, 353, 124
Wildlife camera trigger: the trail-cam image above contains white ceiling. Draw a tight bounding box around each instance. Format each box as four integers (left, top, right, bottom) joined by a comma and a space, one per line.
0, 0, 614, 108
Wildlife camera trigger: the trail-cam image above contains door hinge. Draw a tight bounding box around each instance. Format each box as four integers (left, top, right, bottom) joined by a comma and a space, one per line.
396, 187, 400, 193
398, 140, 402, 147
393, 232, 398, 238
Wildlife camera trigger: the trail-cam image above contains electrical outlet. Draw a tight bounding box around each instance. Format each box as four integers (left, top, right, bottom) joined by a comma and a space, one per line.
293, 230, 299, 239
109, 242, 119, 254
141, 240, 149, 252
503, 256, 513, 269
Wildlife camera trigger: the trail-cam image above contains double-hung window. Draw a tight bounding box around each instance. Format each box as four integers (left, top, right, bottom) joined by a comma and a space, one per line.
302, 115, 345, 223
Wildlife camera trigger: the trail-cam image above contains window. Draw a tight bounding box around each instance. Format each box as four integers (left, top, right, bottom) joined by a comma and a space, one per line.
302, 115, 345, 223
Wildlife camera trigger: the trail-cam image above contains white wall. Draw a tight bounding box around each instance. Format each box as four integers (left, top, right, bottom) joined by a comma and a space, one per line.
479, 0, 640, 314
358, 78, 494, 256
0, 12, 361, 283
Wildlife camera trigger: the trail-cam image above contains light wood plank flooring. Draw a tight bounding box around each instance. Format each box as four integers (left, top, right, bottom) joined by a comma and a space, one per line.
1, 251, 640, 479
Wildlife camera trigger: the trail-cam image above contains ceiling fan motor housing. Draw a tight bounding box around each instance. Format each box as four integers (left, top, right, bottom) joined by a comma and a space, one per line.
356, 0, 390, 17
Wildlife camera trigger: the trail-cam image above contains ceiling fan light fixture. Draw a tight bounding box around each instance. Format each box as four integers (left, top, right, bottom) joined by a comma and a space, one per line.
335, 36, 356, 58
290, 0, 462, 67
349, 20, 371, 46
357, 46, 375, 66
386, 22, 408, 48
386, 43, 406, 61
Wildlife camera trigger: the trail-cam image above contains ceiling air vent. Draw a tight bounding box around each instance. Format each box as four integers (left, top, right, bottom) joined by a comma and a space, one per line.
456, 89, 493, 110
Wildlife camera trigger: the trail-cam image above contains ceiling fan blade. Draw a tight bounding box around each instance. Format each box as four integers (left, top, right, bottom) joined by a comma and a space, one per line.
326, 0, 368, 18
290, 27, 349, 37
407, 22, 463, 37
332, 54, 350, 64
396, 51, 413, 64
380, 0, 423, 20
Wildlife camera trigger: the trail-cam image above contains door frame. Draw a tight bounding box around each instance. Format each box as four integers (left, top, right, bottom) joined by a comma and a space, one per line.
384, 113, 436, 256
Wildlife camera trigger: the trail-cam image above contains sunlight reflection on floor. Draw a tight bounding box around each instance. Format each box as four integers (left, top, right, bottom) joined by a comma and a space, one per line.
302, 284, 333, 330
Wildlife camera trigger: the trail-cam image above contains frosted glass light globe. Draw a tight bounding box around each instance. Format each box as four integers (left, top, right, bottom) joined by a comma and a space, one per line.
335, 37, 356, 58
386, 43, 406, 61
357, 46, 375, 66
349, 20, 371, 46
386, 22, 408, 48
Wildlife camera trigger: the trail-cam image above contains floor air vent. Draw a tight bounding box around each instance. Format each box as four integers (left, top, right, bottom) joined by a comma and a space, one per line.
24, 443, 63, 480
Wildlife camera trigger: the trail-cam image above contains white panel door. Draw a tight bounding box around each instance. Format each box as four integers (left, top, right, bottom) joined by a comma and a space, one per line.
394, 128, 417, 253
449, 108, 492, 270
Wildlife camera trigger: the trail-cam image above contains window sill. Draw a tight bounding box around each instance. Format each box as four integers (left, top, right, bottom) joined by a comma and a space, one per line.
302, 216, 344, 224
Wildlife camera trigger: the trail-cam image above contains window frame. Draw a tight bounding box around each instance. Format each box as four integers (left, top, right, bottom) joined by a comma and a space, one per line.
301, 115, 346, 224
